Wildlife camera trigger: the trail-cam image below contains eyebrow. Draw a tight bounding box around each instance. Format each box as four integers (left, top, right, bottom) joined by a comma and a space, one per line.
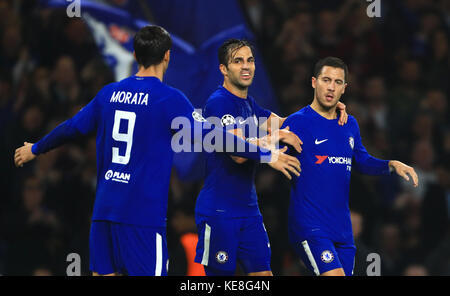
232, 56, 254, 61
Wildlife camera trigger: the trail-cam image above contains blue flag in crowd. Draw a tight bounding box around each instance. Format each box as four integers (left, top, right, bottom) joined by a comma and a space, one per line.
40, 0, 278, 180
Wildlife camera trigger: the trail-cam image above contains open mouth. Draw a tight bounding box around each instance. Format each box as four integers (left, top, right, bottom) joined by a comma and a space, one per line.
325, 94, 334, 101
241, 72, 252, 80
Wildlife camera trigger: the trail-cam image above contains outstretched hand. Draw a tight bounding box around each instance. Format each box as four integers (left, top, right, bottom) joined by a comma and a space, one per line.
267, 146, 301, 180
388, 160, 419, 187
275, 126, 303, 153
263, 126, 303, 154
14, 142, 36, 167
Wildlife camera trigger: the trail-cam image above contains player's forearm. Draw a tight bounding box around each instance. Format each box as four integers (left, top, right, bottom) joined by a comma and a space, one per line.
194, 124, 272, 163
230, 133, 279, 164
354, 154, 390, 176
32, 120, 82, 155
228, 137, 266, 164
219, 128, 272, 163
260, 113, 286, 132
246, 136, 272, 151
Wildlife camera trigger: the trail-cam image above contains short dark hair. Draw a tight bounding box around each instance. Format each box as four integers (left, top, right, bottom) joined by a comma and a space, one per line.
218, 39, 254, 66
313, 56, 348, 82
133, 25, 172, 68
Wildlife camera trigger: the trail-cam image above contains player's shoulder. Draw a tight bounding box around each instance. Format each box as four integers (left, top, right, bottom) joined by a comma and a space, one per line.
100, 77, 135, 95
113, 76, 138, 89
205, 87, 236, 109
206, 87, 231, 103
92, 81, 120, 102
102, 81, 120, 89
286, 106, 310, 122
246, 94, 264, 110
164, 83, 189, 100
121, 76, 187, 99
282, 106, 311, 130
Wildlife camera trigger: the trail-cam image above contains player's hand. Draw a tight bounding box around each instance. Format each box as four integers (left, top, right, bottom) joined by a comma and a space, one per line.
274, 126, 303, 153
261, 127, 303, 153
14, 142, 36, 167
388, 160, 419, 187
336, 101, 348, 126
268, 146, 301, 180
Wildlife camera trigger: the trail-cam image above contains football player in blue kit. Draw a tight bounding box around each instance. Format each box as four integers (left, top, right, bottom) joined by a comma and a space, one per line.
13, 26, 301, 276
282, 57, 419, 276
193, 40, 348, 276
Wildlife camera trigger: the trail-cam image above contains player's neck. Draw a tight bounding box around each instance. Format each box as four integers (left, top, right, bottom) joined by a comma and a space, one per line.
222, 80, 248, 99
310, 99, 337, 120
135, 65, 165, 81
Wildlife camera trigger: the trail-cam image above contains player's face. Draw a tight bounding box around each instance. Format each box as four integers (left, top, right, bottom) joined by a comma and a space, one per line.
312, 66, 347, 110
222, 46, 255, 90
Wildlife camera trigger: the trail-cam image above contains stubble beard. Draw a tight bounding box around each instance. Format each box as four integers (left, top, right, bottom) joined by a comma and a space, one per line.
230, 75, 252, 91
316, 94, 339, 112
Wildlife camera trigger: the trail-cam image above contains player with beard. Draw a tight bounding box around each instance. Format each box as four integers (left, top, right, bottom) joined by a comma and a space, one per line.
194, 41, 347, 276
282, 57, 418, 276
13, 27, 301, 276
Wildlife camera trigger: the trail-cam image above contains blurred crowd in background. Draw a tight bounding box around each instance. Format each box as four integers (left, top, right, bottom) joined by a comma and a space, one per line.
0, 0, 449, 276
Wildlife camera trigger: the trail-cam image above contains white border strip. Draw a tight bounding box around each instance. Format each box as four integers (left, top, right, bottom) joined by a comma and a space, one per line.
155, 232, 162, 276
201, 223, 211, 266
302, 240, 320, 276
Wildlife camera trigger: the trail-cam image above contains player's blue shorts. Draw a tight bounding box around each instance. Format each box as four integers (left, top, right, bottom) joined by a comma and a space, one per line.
289, 229, 356, 276
89, 220, 169, 276
194, 214, 271, 275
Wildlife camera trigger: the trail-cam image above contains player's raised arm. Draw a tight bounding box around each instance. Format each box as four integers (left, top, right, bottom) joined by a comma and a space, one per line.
225, 124, 303, 164
261, 101, 347, 133
223, 129, 301, 179
183, 114, 302, 178
259, 112, 285, 134
167, 91, 300, 178
262, 126, 303, 154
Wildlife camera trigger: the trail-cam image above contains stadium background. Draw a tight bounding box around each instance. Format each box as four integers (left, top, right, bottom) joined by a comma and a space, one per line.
0, 0, 449, 276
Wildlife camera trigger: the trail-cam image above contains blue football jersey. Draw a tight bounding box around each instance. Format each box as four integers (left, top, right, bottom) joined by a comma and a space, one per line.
282, 106, 390, 243
32, 77, 271, 227
195, 86, 272, 217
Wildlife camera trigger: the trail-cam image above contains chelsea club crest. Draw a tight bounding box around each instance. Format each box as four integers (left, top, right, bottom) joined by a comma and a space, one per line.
321, 250, 334, 263
349, 137, 354, 150
215, 251, 229, 264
